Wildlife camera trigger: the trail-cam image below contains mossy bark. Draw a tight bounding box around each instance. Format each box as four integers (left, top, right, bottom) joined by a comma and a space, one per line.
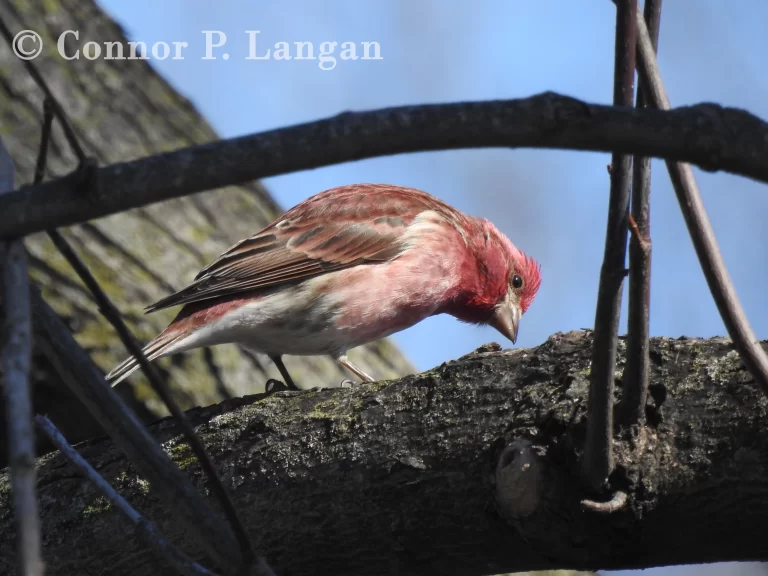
0, 331, 765, 575
0, 0, 415, 466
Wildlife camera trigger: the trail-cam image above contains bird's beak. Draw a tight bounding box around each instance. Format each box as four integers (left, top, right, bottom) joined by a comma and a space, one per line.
490, 303, 521, 344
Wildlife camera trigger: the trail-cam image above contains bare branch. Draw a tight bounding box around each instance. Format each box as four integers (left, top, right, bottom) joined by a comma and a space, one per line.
582, 0, 638, 492
33, 100, 54, 184
621, 0, 663, 428
34, 415, 221, 576
635, 11, 768, 394
1, 93, 768, 239
0, 142, 43, 575
29, 285, 246, 573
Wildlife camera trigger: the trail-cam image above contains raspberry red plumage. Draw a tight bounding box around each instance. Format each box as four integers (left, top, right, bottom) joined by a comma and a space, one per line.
106, 184, 541, 388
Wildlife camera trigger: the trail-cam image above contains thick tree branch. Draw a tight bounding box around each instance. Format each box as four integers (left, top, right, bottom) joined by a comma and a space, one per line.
2, 332, 767, 575
583, 0, 637, 492
634, 12, 768, 394
1, 93, 767, 239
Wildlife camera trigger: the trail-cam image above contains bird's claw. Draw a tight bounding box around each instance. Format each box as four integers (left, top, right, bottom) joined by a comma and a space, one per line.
265, 378, 288, 395
340, 379, 357, 388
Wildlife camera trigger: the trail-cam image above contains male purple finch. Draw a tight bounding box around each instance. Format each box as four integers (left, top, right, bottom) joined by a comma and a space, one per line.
107, 184, 542, 389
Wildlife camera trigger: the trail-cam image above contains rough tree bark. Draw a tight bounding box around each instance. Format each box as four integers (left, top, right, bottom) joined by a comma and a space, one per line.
0, 0, 413, 466
1, 331, 766, 575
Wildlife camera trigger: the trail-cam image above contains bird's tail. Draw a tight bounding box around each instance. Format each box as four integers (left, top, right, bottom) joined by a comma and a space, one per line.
105, 330, 187, 387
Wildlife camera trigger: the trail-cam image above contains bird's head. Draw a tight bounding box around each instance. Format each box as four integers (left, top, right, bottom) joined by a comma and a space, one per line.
446, 219, 541, 345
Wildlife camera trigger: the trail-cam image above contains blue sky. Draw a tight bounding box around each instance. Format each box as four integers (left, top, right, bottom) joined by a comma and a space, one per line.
94, 2, 768, 575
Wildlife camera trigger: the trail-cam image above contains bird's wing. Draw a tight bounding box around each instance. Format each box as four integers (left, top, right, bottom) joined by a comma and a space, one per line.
145, 184, 454, 313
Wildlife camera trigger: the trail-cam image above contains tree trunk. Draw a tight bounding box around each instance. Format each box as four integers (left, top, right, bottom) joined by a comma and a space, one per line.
1, 331, 765, 575
0, 0, 414, 467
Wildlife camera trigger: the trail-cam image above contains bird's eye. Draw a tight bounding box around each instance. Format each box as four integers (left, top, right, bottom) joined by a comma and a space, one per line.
512, 274, 524, 289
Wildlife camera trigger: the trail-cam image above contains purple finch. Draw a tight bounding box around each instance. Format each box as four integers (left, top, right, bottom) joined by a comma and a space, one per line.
106, 184, 541, 389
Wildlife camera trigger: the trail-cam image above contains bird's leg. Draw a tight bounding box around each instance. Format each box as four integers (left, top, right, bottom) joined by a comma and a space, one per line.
337, 355, 376, 383
269, 354, 300, 391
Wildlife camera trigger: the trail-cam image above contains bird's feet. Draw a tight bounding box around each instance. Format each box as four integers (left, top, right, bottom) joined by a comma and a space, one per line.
269, 355, 300, 391
267, 377, 359, 392
264, 378, 289, 395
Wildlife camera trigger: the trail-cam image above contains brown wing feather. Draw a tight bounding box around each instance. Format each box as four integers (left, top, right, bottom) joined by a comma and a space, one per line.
144, 184, 458, 313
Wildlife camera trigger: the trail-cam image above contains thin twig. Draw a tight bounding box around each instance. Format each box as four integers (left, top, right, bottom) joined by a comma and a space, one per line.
33, 100, 54, 183
34, 415, 220, 576
582, 0, 638, 492
621, 0, 663, 428
33, 102, 55, 189
0, 17, 86, 163
0, 141, 43, 575
634, 10, 768, 395
29, 102, 262, 572
1, 93, 768, 239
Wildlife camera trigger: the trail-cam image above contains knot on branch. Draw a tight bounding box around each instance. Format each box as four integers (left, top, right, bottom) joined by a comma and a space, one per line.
494, 438, 544, 519
492, 437, 593, 566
